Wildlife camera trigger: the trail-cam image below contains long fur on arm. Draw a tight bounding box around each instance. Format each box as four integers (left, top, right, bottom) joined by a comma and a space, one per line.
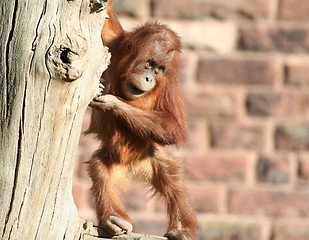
90, 94, 186, 145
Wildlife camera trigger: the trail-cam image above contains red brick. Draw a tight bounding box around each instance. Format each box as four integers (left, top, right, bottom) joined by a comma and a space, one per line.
168, 20, 237, 52
246, 91, 280, 116
197, 56, 276, 85
256, 154, 290, 184
152, 0, 271, 20
179, 51, 197, 85
276, 92, 309, 120
184, 88, 240, 118
185, 118, 208, 151
133, 217, 167, 236
279, 0, 309, 20
235, 0, 271, 20
238, 25, 309, 52
184, 153, 249, 182
229, 188, 309, 217
72, 180, 92, 211
247, 91, 309, 120
120, 181, 149, 211
152, 0, 196, 19
75, 107, 101, 179
199, 220, 261, 240
285, 63, 309, 86
188, 185, 223, 213
272, 222, 309, 240
298, 157, 309, 183
150, 185, 205, 214
114, 0, 150, 18
210, 122, 267, 150
75, 135, 101, 179
275, 125, 309, 151
81, 107, 92, 132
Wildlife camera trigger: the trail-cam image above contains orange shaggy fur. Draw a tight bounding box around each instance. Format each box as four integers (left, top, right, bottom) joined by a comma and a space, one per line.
87, 1, 199, 239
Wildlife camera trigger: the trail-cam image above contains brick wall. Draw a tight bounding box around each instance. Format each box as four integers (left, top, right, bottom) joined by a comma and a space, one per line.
73, 0, 309, 239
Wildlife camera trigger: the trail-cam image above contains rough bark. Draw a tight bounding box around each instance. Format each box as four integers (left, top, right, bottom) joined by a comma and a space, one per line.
0, 0, 110, 239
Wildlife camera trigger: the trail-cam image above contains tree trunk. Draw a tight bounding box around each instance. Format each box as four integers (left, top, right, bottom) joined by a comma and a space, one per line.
0, 0, 109, 239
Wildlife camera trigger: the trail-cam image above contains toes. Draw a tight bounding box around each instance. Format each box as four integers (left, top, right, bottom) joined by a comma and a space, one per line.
101, 216, 133, 236
104, 219, 123, 235
110, 216, 133, 234
164, 230, 192, 240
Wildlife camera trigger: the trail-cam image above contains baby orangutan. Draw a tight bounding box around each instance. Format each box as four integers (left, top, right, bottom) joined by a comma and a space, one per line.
87, 0, 199, 239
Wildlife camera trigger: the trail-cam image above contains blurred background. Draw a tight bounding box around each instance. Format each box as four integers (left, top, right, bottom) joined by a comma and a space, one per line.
73, 0, 309, 239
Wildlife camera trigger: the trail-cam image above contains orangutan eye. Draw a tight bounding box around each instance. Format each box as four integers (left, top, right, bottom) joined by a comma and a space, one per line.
146, 60, 156, 68
158, 65, 166, 72
127, 43, 132, 51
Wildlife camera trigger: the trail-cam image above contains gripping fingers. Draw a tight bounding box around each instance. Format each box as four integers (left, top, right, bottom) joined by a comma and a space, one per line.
94, 82, 105, 98
89, 94, 120, 111
93, 77, 106, 99
103, 216, 133, 235
88, 99, 104, 110
99, 82, 105, 91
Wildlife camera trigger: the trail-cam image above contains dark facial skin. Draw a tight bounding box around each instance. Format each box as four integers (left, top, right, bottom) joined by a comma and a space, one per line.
121, 40, 175, 100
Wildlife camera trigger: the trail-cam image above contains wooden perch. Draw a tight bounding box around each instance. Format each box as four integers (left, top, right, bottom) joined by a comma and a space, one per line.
83, 221, 167, 240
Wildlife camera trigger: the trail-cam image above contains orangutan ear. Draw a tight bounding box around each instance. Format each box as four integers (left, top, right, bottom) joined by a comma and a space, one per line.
101, 0, 125, 48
